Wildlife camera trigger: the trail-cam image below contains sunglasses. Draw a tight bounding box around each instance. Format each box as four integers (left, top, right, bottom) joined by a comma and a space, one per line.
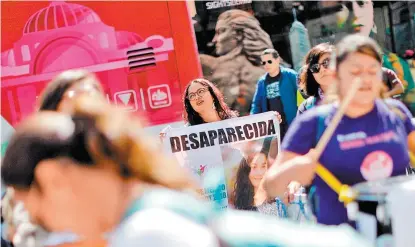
261, 60, 273, 66
309, 58, 330, 73
187, 87, 208, 101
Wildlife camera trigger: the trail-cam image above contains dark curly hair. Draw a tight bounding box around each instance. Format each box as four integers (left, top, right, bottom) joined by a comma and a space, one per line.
233, 155, 255, 210
299, 43, 334, 97
183, 78, 238, 126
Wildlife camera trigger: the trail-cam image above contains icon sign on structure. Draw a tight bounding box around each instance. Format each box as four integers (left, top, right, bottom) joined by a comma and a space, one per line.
114, 90, 138, 112
148, 84, 171, 109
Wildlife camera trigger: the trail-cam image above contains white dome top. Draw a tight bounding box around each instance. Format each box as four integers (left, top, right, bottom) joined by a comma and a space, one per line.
23, 1, 101, 35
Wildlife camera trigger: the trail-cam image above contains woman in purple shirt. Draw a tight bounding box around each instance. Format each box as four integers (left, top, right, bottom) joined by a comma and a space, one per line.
264, 34, 415, 226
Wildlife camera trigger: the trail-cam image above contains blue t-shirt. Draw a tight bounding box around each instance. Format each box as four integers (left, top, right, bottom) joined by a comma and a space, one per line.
282, 99, 414, 225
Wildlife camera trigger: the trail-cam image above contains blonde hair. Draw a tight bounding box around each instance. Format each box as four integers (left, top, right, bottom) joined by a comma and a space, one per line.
72, 96, 199, 192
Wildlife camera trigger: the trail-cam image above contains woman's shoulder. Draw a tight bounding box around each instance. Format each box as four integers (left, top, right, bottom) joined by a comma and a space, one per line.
123, 188, 214, 226
281, 66, 298, 76
382, 98, 409, 111
378, 99, 413, 119
296, 103, 335, 123
110, 208, 219, 247
299, 96, 318, 109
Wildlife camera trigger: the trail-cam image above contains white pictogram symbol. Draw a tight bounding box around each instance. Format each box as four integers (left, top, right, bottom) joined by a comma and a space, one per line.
114, 90, 138, 112
148, 84, 171, 109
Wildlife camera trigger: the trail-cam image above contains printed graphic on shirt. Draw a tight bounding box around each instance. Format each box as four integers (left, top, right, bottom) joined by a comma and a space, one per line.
266, 81, 280, 99
360, 151, 393, 181
337, 130, 398, 151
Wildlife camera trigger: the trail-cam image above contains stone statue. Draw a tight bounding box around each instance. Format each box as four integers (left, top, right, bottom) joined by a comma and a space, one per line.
200, 10, 273, 116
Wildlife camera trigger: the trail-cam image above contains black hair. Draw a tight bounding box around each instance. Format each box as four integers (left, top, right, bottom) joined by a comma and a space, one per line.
261, 48, 279, 59
1, 115, 95, 189
233, 157, 255, 210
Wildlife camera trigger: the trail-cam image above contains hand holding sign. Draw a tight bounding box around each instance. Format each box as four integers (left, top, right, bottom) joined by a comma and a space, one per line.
159, 125, 172, 142
272, 111, 283, 124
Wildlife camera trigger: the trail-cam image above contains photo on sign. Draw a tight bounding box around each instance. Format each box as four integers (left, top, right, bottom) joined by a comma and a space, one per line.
221, 137, 279, 212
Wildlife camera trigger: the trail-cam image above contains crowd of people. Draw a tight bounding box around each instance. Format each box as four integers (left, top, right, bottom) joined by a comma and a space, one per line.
1, 32, 414, 247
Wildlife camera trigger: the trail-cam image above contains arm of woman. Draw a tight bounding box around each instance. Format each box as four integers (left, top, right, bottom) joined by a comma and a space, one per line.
264, 151, 316, 199
383, 68, 404, 98
408, 132, 415, 155
263, 110, 320, 199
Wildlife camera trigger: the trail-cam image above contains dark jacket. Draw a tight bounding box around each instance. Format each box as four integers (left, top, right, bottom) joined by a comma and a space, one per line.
250, 67, 298, 125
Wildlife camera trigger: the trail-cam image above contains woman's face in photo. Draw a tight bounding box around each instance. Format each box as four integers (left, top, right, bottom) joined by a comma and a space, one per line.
352, 0, 374, 36
336, 0, 374, 37
248, 153, 268, 188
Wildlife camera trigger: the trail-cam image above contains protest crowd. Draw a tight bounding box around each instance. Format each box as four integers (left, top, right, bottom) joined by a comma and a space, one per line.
1, 1, 415, 247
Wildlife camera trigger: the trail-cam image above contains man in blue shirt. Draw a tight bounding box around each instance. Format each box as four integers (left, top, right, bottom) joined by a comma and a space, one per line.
250, 49, 298, 139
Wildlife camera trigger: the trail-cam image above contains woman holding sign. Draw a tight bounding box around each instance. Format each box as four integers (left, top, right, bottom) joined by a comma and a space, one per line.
182, 78, 238, 126
169, 78, 281, 211
264, 34, 415, 226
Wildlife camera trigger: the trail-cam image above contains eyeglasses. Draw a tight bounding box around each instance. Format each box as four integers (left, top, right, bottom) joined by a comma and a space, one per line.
187, 88, 208, 101
64, 83, 101, 99
309, 58, 330, 73
64, 89, 100, 99
261, 60, 273, 66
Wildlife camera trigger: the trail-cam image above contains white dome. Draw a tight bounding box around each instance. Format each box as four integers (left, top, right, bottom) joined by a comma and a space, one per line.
23, 1, 101, 35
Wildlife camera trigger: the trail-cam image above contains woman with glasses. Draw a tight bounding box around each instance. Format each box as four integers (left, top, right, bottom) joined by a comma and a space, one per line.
297, 43, 335, 115
182, 78, 238, 126
38, 70, 104, 112
159, 78, 238, 138
264, 34, 415, 226
0, 70, 106, 247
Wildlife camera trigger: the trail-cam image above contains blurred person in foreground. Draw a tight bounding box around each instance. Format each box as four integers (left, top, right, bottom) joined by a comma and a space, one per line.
1, 70, 106, 247
1, 96, 218, 247
38, 69, 105, 112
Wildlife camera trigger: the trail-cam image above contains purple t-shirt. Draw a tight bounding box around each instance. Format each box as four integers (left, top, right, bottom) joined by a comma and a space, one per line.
282, 99, 414, 225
